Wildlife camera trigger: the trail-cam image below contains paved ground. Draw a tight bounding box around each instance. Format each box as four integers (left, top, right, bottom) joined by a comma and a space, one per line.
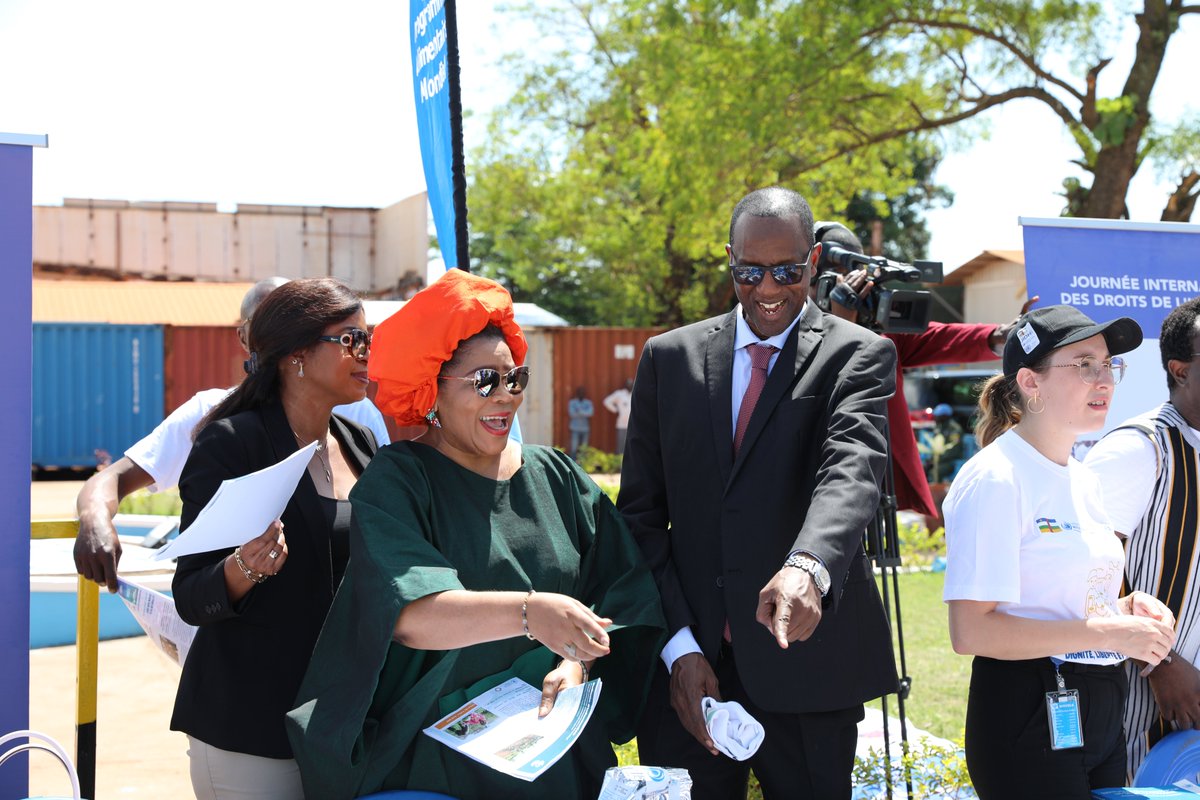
28, 480, 192, 797
30, 479, 87, 519
29, 637, 193, 798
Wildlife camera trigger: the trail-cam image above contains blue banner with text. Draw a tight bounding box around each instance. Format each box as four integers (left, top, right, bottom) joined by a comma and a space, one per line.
1022, 218, 1200, 441
1022, 219, 1200, 335
411, 0, 457, 269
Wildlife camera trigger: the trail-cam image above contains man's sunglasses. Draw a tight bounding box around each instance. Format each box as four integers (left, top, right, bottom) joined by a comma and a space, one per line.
317, 328, 371, 359
438, 366, 531, 398
729, 250, 813, 286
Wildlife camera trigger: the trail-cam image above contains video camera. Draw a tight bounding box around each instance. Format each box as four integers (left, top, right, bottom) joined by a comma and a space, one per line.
814, 246, 944, 335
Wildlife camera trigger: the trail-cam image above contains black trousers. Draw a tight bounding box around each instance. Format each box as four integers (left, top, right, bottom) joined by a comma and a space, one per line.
636, 642, 863, 800
965, 656, 1128, 799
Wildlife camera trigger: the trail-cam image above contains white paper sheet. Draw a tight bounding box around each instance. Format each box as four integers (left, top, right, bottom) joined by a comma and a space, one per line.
152, 441, 317, 561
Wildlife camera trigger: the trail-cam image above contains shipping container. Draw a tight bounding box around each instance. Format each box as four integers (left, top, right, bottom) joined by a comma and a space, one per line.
33, 323, 165, 469
163, 326, 245, 416
550, 328, 663, 455
33, 195, 428, 293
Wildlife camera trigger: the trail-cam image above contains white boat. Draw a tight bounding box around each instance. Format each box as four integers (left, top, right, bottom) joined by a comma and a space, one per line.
30, 515, 178, 649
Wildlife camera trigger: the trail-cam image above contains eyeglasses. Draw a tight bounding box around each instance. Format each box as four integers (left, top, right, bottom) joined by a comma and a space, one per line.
729, 250, 813, 286
1047, 356, 1127, 385
316, 328, 371, 359
438, 366, 530, 398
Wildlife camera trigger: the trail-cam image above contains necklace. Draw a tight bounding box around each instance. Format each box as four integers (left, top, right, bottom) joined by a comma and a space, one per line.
292, 428, 332, 484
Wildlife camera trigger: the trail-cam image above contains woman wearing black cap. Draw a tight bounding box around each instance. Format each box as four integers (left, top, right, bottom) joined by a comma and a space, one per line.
942, 305, 1176, 797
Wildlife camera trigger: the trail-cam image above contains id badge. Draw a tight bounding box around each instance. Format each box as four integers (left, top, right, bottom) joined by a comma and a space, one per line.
1046, 689, 1084, 750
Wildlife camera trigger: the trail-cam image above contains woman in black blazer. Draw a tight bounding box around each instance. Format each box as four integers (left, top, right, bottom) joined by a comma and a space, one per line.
170, 278, 378, 800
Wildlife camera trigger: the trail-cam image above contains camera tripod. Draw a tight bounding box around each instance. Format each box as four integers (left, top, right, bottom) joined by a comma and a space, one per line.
864, 444, 916, 799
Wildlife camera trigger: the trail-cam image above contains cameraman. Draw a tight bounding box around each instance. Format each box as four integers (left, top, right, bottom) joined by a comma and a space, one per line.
811, 223, 1033, 519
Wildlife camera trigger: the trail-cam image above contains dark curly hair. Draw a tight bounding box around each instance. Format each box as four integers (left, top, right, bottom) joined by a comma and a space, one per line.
1160, 297, 1200, 393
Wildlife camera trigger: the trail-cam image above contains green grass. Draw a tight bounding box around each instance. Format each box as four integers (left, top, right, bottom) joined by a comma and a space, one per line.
879, 570, 970, 741
116, 487, 182, 516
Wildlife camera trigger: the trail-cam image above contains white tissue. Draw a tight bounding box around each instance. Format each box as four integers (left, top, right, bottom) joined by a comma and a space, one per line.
701, 697, 765, 761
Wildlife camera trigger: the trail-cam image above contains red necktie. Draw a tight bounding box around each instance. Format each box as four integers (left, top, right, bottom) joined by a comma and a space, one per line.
733, 343, 777, 457
725, 343, 776, 643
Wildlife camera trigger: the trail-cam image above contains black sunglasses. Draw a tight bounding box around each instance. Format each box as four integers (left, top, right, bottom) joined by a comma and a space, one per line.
317, 328, 371, 359
729, 250, 813, 286
438, 366, 531, 398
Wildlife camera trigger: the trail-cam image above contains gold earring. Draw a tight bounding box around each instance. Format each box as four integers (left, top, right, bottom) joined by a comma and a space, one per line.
1027, 392, 1045, 414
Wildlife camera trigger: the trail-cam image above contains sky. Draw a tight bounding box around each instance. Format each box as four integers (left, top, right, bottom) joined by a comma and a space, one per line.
1, 0, 1196, 274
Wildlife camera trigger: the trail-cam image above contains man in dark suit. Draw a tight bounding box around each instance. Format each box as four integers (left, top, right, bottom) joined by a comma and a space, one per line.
618, 187, 899, 799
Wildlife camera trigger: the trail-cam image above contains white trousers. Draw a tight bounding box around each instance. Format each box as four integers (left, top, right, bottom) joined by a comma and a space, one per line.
187, 736, 304, 800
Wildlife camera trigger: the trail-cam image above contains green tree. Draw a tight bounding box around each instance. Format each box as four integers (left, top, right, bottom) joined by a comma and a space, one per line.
470, 0, 1198, 326
849, 0, 1198, 221
841, 143, 955, 265
472, 1, 954, 326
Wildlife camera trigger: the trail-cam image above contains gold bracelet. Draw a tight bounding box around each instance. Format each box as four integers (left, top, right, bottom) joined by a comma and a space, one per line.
522, 590, 536, 640
233, 547, 268, 585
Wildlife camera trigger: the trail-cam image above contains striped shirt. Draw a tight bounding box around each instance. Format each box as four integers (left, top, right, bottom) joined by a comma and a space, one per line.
1088, 403, 1200, 779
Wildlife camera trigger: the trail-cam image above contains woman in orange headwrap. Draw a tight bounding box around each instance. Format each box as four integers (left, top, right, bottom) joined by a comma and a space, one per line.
287, 270, 665, 800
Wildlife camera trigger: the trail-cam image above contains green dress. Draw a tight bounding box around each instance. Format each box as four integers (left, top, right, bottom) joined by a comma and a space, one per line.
286, 443, 666, 800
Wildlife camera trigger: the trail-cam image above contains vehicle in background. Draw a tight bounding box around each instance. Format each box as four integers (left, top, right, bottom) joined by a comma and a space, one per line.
903, 368, 998, 483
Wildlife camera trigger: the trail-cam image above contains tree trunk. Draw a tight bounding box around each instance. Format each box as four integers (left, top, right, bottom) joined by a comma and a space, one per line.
1162, 173, 1199, 222
1077, 0, 1172, 219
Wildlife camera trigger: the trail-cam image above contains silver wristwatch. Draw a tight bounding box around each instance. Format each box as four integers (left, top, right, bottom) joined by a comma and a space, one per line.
783, 553, 831, 597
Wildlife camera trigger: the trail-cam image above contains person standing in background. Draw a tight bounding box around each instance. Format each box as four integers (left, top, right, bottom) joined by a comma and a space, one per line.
171, 278, 378, 798
74, 277, 391, 592
603, 379, 635, 454
1085, 297, 1200, 779
568, 386, 594, 460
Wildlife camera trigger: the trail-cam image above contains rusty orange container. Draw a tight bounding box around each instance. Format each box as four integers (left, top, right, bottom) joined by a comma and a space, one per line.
549, 327, 664, 455
163, 326, 245, 415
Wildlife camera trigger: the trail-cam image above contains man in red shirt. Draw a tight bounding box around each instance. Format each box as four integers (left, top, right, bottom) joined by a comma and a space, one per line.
811, 224, 1032, 519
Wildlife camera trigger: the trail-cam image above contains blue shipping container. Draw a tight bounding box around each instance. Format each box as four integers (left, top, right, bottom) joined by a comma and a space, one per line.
33, 323, 165, 469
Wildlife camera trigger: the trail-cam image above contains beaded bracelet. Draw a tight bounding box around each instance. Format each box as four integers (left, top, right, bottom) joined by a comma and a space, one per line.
558, 658, 589, 684
233, 547, 269, 585
522, 589, 536, 640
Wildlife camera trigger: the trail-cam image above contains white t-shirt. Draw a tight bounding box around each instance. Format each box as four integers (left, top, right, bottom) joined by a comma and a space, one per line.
1084, 423, 1200, 534
125, 388, 389, 492
943, 428, 1126, 665
603, 388, 632, 429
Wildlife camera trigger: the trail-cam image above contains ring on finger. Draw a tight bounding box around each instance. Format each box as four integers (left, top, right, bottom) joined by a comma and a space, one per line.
268, 549, 279, 559
564, 642, 577, 660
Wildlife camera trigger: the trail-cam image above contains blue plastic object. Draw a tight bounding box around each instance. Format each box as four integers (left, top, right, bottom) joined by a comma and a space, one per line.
1133, 729, 1200, 786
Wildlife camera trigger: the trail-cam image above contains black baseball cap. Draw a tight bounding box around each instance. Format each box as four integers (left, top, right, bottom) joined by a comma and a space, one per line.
1002, 305, 1143, 377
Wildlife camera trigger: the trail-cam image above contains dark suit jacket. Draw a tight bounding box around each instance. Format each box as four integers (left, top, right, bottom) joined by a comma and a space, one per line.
618, 301, 899, 714
170, 402, 376, 758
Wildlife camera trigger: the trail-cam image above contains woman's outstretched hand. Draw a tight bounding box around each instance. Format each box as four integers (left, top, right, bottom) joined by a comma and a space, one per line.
525, 591, 612, 663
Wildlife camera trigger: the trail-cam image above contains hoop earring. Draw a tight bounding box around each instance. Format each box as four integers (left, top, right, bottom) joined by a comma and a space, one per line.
425, 408, 442, 428
1027, 392, 1045, 415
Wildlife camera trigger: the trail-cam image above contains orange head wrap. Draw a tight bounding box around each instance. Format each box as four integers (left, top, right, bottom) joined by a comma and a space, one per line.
369, 269, 528, 426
